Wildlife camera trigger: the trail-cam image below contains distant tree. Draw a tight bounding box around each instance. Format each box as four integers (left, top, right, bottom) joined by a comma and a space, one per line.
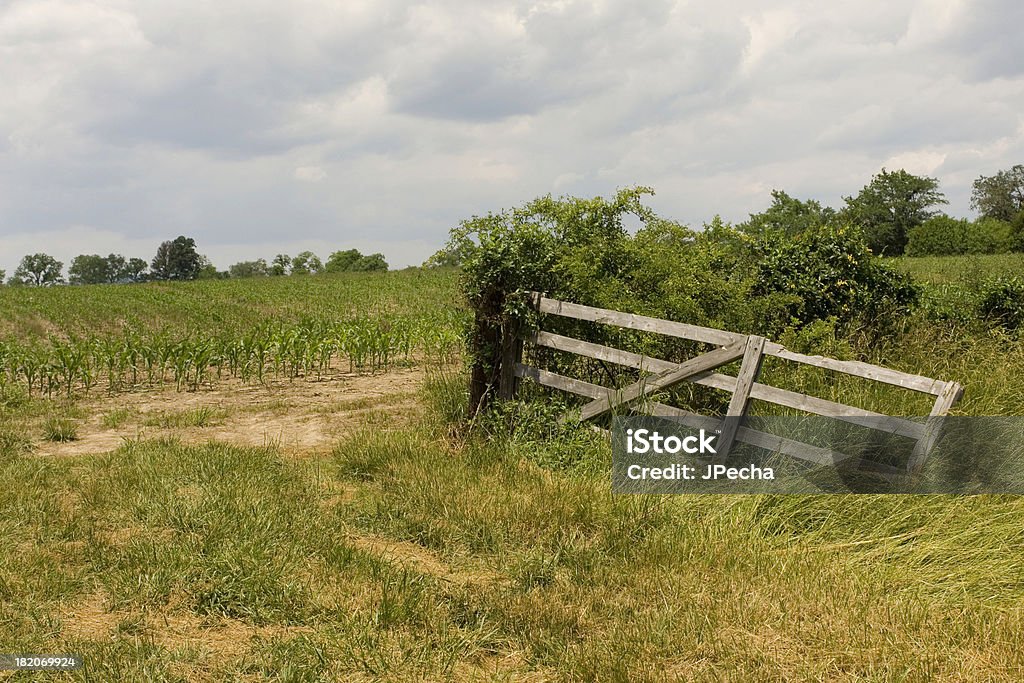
151, 236, 202, 280
739, 190, 837, 236
350, 253, 388, 272
841, 168, 947, 255
290, 251, 322, 275
906, 215, 1012, 256
971, 165, 1024, 222
10, 253, 63, 286
124, 258, 148, 282
325, 249, 363, 273
424, 239, 476, 268
0, 269, 5, 283
1010, 211, 1024, 253
228, 259, 269, 278
270, 254, 291, 276
104, 253, 127, 282
196, 256, 228, 280
68, 254, 111, 285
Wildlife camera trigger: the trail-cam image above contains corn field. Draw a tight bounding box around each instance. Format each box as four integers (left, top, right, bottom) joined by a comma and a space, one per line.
0, 311, 465, 398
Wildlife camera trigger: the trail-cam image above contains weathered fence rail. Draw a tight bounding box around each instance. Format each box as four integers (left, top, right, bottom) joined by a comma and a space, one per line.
506, 292, 962, 473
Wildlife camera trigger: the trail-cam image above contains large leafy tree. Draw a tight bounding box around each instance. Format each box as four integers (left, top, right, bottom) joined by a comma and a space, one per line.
842, 168, 947, 255
105, 254, 127, 281
150, 236, 202, 280
325, 249, 363, 273
740, 190, 837, 237
325, 249, 389, 273
290, 251, 323, 275
270, 254, 291, 276
228, 259, 269, 278
68, 253, 132, 284
124, 257, 148, 282
971, 164, 1024, 222
350, 253, 388, 272
68, 254, 111, 285
9, 253, 63, 286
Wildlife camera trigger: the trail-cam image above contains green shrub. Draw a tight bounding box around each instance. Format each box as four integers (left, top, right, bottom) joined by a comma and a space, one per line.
971, 218, 1014, 254
748, 224, 918, 334
450, 189, 920, 410
1011, 211, 1024, 252
906, 216, 1013, 256
978, 276, 1024, 331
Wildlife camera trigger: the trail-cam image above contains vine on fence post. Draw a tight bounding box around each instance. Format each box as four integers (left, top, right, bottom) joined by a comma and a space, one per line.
467, 287, 537, 416
467, 282, 504, 415
449, 188, 659, 417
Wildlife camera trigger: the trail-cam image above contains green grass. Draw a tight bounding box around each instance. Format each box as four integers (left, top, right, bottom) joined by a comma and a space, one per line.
1, 374, 1022, 680
890, 253, 1024, 286
101, 407, 138, 429
143, 406, 223, 429
0, 258, 1023, 679
42, 416, 78, 442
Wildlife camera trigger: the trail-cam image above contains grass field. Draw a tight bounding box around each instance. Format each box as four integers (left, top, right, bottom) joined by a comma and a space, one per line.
1, 260, 1023, 681
890, 253, 1024, 286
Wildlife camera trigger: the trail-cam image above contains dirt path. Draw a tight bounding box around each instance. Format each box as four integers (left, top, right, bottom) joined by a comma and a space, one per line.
33, 366, 425, 458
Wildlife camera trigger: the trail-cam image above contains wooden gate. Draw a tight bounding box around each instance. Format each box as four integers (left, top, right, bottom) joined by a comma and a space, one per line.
507, 293, 962, 473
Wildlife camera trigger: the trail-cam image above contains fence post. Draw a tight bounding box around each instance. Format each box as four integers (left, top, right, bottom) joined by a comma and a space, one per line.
498, 317, 524, 401
906, 381, 962, 474
715, 335, 765, 461
468, 290, 535, 415
467, 288, 504, 417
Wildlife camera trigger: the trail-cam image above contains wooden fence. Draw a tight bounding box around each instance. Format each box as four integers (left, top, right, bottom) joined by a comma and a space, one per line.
505, 293, 962, 473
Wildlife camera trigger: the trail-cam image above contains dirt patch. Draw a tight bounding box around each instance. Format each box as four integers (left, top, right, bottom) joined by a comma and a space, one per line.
61, 592, 309, 660
33, 367, 425, 458
61, 592, 123, 640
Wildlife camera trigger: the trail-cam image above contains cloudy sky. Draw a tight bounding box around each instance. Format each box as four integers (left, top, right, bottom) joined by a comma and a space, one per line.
1, 0, 1022, 275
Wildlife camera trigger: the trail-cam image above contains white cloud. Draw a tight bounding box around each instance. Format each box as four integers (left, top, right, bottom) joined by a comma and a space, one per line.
294, 166, 327, 182
882, 150, 948, 176
1, 0, 1023, 277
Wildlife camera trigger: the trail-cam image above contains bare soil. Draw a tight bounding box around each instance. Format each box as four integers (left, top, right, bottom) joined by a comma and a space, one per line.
34, 367, 425, 458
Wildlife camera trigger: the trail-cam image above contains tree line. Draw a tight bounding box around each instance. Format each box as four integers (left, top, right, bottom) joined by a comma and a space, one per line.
424, 164, 1024, 268
1, 236, 388, 287
737, 164, 1024, 257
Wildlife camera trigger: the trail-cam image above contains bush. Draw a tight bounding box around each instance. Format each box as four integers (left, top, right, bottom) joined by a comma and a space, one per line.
1011, 211, 1024, 253
906, 216, 1013, 256
747, 224, 918, 335
449, 188, 920, 410
978, 277, 1024, 331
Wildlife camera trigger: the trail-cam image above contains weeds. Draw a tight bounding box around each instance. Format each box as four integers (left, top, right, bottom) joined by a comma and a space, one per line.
42, 415, 78, 442
144, 407, 221, 429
